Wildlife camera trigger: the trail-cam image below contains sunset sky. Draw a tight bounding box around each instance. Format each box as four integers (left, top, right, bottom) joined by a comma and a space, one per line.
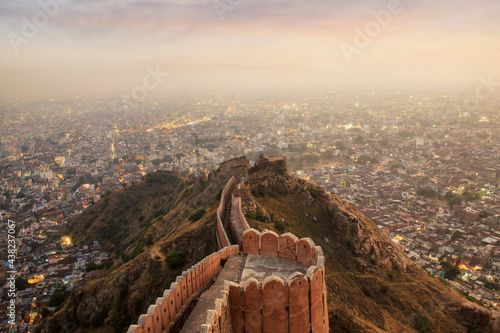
1, 0, 499, 97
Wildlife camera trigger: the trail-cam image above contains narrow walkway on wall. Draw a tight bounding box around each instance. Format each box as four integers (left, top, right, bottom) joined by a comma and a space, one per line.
128, 177, 328, 333
229, 191, 247, 246
222, 198, 237, 245
179, 180, 248, 332
221, 182, 247, 248
180, 256, 246, 332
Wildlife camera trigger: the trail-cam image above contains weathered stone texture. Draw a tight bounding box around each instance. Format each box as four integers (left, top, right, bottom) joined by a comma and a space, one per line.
244, 279, 262, 333
288, 274, 310, 333
242, 229, 260, 255
260, 230, 279, 257
262, 277, 288, 333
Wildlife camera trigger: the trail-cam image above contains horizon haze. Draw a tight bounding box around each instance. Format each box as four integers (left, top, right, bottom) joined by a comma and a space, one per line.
1, 0, 499, 98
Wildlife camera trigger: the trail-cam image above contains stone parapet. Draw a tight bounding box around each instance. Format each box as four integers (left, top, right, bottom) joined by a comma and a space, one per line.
128, 176, 329, 333
127, 245, 239, 333
242, 229, 322, 268
217, 177, 237, 248
201, 229, 328, 333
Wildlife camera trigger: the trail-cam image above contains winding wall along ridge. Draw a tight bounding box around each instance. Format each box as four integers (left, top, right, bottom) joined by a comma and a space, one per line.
128, 177, 329, 333
216, 177, 237, 249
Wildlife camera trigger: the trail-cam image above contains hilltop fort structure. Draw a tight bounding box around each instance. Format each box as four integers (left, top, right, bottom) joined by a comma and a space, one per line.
127, 156, 329, 333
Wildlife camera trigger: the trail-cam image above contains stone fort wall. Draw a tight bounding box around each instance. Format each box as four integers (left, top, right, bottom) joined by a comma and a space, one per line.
127, 175, 240, 333
200, 229, 329, 333
217, 177, 236, 248
127, 245, 240, 333
229, 184, 250, 246
128, 175, 329, 333
237, 191, 250, 231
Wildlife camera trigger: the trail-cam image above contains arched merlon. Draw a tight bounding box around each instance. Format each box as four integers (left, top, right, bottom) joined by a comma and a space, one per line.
262, 275, 287, 333
279, 233, 298, 260
227, 281, 244, 333
147, 304, 162, 333
163, 289, 176, 326
243, 278, 262, 332
297, 238, 318, 266
127, 325, 143, 333
155, 296, 169, 330
307, 267, 326, 332
260, 230, 279, 257
137, 314, 153, 333
242, 229, 260, 255
288, 272, 310, 333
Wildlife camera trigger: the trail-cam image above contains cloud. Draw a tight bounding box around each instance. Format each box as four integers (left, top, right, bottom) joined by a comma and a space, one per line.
0, 0, 499, 97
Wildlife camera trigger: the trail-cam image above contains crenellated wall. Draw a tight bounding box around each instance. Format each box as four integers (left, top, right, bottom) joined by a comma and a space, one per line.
217, 177, 237, 249
127, 245, 240, 333
241, 229, 321, 267
200, 229, 329, 333
220, 269, 328, 333
128, 177, 329, 333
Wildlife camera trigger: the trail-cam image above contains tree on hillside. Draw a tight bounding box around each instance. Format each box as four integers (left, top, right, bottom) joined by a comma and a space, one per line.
463, 191, 482, 202
417, 188, 437, 199
448, 196, 463, 209
441, 261, 461, 279
166, 250, 185, 269
444, 191, 454, 201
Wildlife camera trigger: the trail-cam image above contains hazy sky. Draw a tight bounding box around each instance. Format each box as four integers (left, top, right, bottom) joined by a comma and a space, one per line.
1, 0, 499, 98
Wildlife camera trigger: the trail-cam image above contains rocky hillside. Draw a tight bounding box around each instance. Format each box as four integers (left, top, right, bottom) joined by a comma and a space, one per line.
240, 155, 498, 333
40, 168, 237, 333
41, 155, 499, 333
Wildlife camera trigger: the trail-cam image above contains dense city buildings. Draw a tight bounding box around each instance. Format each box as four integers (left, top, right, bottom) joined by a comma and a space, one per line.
0, 90, 499, 330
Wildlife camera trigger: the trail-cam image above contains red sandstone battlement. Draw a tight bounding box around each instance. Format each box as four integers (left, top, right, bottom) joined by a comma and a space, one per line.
128, 176, 328, 333
127, 245, 240, 333
199, 230, 328, 333
242, 229, 324, 267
